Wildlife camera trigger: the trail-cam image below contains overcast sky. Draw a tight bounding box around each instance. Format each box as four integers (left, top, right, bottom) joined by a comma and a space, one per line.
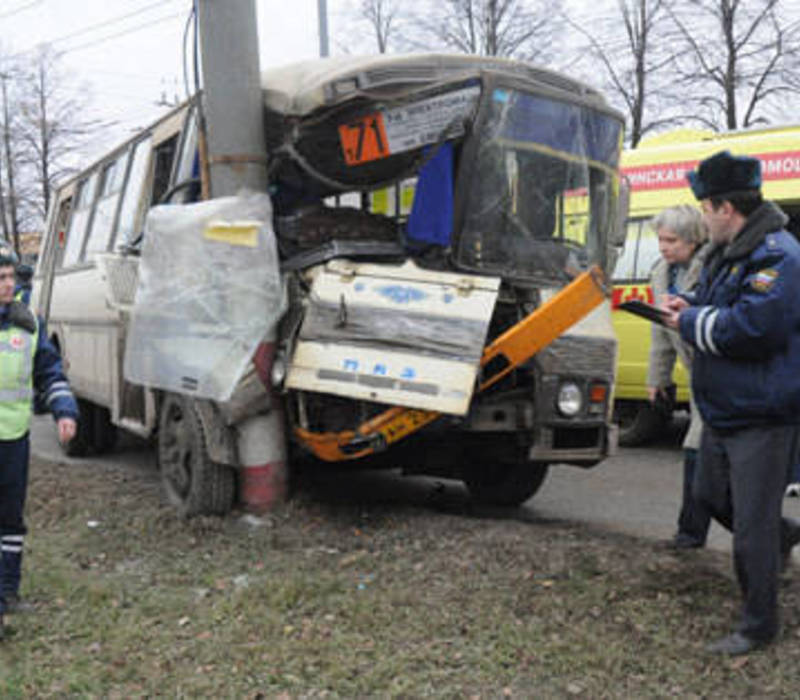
0, 0, 342, 159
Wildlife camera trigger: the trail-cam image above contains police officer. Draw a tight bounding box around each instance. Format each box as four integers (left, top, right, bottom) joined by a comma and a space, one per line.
663, 151, 800, 655
0, 244, 78, 640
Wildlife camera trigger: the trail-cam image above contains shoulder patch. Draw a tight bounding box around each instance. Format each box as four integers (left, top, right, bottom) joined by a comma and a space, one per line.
750, 268, 778, 293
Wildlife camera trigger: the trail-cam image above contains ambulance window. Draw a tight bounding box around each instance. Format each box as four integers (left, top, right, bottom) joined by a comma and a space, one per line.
62, 172, 99, 267
634, 225, 661, 279
370, 187, 394, 216
612, 219, 643, 281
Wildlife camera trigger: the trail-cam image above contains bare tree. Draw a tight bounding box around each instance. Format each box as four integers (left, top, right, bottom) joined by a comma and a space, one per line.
567, 0, 680, 148
336, 0, 414, 54
359, 0, 400, 53
669, 0, 800, 130
0, 136, 7, 244
14, 46, 99, 225
0, 68, 24, 251
415, 0, 563, 61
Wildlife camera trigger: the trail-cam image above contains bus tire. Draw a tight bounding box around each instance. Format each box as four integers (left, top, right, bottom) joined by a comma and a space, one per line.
463, 460, 549, 507
63, 398, 93, 457
614, 400, 666, 447
91, 404, 118, 454
158, 393, 235, 517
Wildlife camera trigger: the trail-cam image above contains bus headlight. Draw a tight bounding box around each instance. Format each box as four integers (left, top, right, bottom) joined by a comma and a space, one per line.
557, 382, 583, 416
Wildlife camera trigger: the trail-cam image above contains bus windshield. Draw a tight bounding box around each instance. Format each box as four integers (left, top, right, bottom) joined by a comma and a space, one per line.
456, 87, 623, 284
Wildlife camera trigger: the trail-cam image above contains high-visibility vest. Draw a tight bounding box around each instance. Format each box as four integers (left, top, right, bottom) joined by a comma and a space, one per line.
0, 318, 38, 440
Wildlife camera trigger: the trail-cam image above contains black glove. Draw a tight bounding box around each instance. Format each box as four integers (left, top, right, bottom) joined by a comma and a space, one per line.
652, 383, 676, 419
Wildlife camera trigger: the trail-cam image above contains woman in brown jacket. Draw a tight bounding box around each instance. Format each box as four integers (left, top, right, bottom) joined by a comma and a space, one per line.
648, 205, 711, 548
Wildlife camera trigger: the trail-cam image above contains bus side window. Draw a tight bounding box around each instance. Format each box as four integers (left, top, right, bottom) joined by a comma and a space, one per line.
151, 135, 178, 206
170, 109, 199, 204
42, 196, 72, 273
62, 172, 99, 267
115, 137, 152, 250
83, 151, 129, 260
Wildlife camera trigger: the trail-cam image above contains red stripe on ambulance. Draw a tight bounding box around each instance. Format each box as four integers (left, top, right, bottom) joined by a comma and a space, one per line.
622, 150, 800, 192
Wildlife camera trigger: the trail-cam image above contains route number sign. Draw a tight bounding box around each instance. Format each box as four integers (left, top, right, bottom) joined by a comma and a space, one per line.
337, 85, 480, 167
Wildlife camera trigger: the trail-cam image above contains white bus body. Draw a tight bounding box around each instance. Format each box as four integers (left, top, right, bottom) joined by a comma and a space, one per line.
35, 54, 625, 515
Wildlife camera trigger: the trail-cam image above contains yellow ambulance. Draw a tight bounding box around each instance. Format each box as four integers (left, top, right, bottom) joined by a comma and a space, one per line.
613, 125, 800, 445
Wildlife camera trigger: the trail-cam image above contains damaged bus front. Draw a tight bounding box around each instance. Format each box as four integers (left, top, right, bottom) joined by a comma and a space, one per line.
261, 55, 626, 506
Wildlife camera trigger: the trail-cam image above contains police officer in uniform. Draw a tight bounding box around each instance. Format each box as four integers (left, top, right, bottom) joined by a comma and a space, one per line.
0, 244, 78, 639
663, 151, 800, 655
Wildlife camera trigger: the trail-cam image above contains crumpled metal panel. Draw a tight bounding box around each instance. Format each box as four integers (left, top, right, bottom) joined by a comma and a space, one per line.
124, 192, 284, 402
286, 259, 500, 415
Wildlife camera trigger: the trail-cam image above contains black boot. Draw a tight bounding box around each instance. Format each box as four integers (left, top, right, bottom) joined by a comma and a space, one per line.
2, 536, 23, 602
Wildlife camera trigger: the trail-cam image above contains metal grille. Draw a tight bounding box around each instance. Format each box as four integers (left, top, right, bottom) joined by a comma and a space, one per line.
97, 254, 140, 307
536, 336, 616, 377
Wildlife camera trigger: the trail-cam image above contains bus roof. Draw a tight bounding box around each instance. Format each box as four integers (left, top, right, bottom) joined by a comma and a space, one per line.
260, 52, 608, 117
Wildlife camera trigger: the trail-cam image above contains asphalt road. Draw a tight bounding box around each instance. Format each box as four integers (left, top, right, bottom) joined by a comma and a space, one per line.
30, 415, 800, 561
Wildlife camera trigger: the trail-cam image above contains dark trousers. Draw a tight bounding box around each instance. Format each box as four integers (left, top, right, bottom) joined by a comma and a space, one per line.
0, 436, 29, 615
695, 424, 800, 642
677, 448, 711, 544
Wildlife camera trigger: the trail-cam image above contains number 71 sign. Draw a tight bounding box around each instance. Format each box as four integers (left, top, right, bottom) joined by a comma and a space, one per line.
337, 86, 479, 168
338, 112, 390, 166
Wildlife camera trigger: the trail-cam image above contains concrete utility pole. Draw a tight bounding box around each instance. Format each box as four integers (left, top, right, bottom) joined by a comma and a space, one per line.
196, 0, 268, 197
195, 0, 287, 512
318, 0, 330, 57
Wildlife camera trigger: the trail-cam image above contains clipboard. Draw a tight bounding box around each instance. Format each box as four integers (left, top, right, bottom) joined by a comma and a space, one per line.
618, 299, 669, 326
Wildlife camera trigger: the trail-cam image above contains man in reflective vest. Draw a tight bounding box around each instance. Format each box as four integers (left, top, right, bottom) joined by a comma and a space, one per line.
0, 244, 78, 640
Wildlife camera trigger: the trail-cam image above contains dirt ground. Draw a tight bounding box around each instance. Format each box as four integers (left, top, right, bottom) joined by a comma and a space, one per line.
2, 453, 800, 697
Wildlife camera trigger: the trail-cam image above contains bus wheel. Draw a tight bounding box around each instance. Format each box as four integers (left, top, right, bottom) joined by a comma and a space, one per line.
63, 399, 93, 457
462, 460, 549, 507
157, 393, 235, 517
614, 400, 666, 447
91, 404, 118, 454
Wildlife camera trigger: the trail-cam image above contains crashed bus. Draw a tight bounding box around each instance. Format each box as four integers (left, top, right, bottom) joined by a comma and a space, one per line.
33, 53, 627, 515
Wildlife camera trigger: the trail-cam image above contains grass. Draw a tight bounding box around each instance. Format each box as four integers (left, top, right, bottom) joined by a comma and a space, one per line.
2, 455, 800, 697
